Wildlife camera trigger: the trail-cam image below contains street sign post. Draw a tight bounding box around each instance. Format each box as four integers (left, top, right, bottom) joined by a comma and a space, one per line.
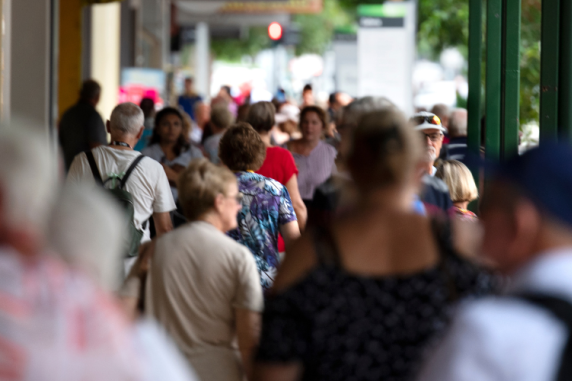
357, 2, 416, 115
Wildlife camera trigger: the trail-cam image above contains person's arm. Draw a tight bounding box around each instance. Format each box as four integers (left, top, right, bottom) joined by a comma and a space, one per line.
161, 163, 180, 184
236, 309, 261, 380
153, 212, 173, 236
119, 240, 155, 320
285, 175, 307, 231
87, 113, 108, 146
162, 163, 187, 186
280, 221, 301, 245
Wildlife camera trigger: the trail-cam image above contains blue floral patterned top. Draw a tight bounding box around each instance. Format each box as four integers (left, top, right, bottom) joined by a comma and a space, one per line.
228, 171, 297, 291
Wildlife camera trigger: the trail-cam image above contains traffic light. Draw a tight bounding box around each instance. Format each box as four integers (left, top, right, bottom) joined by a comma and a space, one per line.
268, 22, 283, 41
267, 22, 300, 46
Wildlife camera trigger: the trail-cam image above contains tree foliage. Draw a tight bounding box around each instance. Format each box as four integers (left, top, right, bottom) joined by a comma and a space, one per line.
211, 27, 272, 62
293, 0, 354, 55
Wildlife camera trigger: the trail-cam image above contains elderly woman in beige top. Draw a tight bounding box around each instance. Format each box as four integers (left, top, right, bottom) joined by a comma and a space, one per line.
124, 158, 263, 381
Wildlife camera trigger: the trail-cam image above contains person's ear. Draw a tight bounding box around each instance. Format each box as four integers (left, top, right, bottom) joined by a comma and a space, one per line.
106, 121, 111, 134
508, 200, 542, 263
136, 126, 144, 140
213, 193, 225, 214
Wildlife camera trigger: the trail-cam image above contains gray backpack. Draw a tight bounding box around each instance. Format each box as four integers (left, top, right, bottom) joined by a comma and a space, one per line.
85, 150, 146, 258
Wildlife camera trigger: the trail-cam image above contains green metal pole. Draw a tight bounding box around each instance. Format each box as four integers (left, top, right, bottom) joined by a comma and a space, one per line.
501, 0, 521, 159
539, 0, 560, 141
559, 0, 572, 142
485, 0, 502, 161
467, 0, 482, 161
467, 0, 483, 213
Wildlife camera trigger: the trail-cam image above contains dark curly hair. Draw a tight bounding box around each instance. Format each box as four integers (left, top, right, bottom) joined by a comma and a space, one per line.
219, 122, 266, 171
150, 107, 189, 156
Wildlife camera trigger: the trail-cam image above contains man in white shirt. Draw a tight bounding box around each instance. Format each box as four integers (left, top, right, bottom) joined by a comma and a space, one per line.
67, 102, 176, 268
418, 142, 572, 381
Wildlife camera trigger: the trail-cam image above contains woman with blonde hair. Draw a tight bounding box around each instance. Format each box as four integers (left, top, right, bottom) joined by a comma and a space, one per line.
254, 108, 493, 381
123, 158, 263, 381
436, 159, 479, 221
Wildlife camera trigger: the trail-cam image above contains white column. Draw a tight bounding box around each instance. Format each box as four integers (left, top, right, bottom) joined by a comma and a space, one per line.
91, 2, 121, 121
195, 22, 210, 100
10, 0, 53, 136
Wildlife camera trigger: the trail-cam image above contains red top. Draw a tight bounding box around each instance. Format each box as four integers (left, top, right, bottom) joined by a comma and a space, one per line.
257, 146, 299, 253
257, 146, 298, 185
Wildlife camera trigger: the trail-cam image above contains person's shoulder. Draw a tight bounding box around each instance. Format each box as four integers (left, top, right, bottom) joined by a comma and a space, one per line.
318, 140, 337, 157
423, 174, 450, 193
262, 175, 287, 193
203, 134, 217, 144
268, 145, 290, 155
417, 295, 566, 381
188, 142, 204, 157
454, 296, 566, 338
60, 102, 79, 118
138, 154, 163, 171
270, 145, 296, 160
188, 222, 252, 257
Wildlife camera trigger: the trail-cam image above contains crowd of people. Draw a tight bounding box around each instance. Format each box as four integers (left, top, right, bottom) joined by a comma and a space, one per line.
3, 77, 572, 381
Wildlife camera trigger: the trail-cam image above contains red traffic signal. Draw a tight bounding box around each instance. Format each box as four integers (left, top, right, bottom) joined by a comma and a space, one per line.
268, 22, 283, 41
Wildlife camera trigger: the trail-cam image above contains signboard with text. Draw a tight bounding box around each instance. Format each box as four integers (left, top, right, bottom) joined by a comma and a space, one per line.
357, 2, 416, 114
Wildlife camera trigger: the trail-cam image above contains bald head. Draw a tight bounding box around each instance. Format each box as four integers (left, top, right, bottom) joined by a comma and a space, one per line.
431, 103, 450, 128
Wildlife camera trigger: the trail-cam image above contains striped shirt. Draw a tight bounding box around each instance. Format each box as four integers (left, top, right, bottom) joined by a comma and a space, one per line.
292, 140, 337, 200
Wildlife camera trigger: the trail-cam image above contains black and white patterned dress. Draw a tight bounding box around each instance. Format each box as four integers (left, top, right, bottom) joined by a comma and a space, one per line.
256, 223, 495, 381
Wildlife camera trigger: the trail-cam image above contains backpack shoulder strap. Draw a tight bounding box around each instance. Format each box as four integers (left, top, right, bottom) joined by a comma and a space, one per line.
119, 154, 146, 189
518, 293, 572, 330
85, 150, 103, 186
518, 293, 572, 381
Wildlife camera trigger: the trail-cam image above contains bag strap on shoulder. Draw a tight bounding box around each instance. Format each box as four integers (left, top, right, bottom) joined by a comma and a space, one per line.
120, 154, 146, 189
518, 293, 572, 381
518, 293, 572, 330
85, 150, 103, 186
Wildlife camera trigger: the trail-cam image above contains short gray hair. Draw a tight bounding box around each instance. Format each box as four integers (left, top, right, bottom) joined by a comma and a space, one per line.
448, 108, 468, 138
110, 102, 144, 135
0, 124, 57, 234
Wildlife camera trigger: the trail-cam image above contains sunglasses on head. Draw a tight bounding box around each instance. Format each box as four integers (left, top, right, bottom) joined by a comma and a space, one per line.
412, 115, 442, 127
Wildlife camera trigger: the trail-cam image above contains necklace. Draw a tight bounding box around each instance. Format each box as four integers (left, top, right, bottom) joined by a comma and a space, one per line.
111, 141, 131, 148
